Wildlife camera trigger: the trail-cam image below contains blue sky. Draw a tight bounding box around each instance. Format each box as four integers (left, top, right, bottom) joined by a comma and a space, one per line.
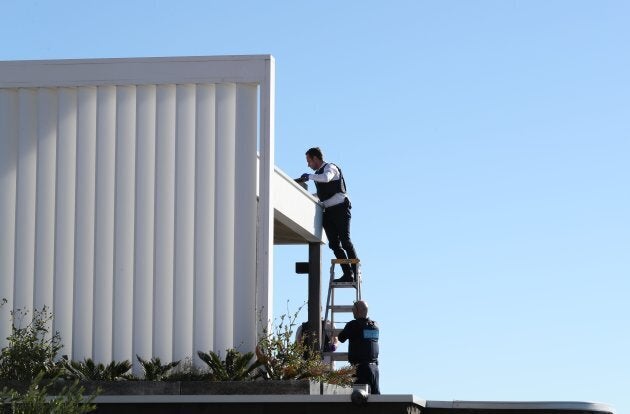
2, 0, 628, 412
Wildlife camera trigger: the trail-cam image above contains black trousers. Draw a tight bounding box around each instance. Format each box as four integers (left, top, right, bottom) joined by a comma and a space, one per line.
355, 362, 380, 394
323, 199, 358, 276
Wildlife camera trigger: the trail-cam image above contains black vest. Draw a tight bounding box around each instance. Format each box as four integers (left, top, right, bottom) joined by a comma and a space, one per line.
348, 318, 379, 364
314, 163, 347, 201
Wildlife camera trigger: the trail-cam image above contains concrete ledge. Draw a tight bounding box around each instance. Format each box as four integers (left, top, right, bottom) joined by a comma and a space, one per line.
92, 394, 420, 404
0, 379, 351, 396
179, 380, 325, 395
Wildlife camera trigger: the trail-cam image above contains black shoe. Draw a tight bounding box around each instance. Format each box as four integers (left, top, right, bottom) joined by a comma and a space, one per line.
333, 274, 355, 283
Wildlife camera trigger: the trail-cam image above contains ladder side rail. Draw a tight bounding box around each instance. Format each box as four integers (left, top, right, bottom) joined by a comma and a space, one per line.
323, 261, 335, 325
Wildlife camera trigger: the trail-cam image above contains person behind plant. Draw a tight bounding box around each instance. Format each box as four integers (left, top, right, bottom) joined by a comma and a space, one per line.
336, 300, 380, 394
296, 319, 339, 361
299, 147, 359, 283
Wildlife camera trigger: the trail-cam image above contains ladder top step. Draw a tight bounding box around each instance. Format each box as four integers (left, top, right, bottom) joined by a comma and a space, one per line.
322, 352, 349, 362
330, 281, 357, 288
331, 258, 360, 264
329, 305, 354, 312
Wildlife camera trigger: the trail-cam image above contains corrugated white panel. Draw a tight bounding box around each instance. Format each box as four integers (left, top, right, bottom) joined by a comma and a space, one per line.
53, 88, 77, 355
34, 88, 57, 312
214, 83, 236, 353
0, 89, 18, 348
113, 86, 136, 362
73, 86, 97, 360
0, 57, 273, 367
153, 84, 176, 361
257, 60, 275, 336
93, 85, 116, 363
193, 84, 216, 359
14, 89, 37, 317
173, 84, 196, 361
234, 84, 258, 352
133, 84, 157, 372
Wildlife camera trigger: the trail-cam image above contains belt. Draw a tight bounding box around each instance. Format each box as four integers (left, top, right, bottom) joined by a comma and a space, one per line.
323, 202, 344, 211
353, 361, 378, 366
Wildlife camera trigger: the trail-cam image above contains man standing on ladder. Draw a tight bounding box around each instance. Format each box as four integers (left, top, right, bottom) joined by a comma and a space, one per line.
299, 147, 359, 283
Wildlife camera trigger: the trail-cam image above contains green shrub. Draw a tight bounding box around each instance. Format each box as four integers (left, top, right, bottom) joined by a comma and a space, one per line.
0, 371, 97, 414
0, 306, 62, 381
255, 304, 354, 386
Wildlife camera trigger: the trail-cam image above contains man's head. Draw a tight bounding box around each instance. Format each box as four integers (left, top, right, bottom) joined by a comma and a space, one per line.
305, 147, 324, 171
352, 300, 368, 319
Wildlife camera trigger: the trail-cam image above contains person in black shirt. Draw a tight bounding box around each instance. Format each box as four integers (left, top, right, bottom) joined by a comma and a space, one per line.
337, 300, 380, 394
299, 147, 358, 283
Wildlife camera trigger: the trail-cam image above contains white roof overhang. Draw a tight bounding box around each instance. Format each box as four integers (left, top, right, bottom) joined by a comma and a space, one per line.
272, 167, 324, 245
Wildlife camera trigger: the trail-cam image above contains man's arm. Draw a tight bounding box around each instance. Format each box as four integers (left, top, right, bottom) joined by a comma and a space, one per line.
309, 163, 339, 183
337, 320, 352, 343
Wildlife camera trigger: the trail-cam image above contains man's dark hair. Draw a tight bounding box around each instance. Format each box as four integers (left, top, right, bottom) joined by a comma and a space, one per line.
305, 147, 323, 160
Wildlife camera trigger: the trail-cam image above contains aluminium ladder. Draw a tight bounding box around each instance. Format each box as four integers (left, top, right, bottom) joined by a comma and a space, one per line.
322, 258, 361, 363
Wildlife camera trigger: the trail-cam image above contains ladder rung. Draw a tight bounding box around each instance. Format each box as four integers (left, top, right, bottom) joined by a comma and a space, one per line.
322, 352, 349, 362
330, 258, 360, 265
329, 305, 354, 312
331, 282, 357, 288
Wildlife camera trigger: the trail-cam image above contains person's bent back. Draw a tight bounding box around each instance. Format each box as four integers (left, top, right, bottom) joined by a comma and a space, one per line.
337, 300, 380, 394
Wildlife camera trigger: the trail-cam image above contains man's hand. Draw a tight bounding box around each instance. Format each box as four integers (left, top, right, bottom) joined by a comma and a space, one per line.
296, 173, 309, 183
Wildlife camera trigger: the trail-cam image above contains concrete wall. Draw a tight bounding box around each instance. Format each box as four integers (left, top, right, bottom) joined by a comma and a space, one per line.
0, 56, 275, 373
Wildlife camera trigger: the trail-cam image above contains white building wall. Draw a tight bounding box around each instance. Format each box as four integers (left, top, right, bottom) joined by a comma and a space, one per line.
73, 86, 97, 360
133, 84, 157, 371
0, 56, 275, 373
213, 83, 236, 355
193, 84, 216, 361
34, 88, 59, 314
233, 84, 259, 353
0, 90, 18, 343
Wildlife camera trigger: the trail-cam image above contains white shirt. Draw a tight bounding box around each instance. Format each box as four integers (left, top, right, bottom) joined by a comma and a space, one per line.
308, 162, 348, 208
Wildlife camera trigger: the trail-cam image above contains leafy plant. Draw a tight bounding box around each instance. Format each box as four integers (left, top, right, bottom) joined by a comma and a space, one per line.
0, 306, 63, 381
320, 365, 355, 387
63, 358, 132, 381
0, 371, 97, 414
136, 355, 180, 381
254, 303, 354, 386
197, 349, 260, 381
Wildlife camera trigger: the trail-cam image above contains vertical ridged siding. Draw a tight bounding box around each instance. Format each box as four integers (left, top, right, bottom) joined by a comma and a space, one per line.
0, 83, 259, 373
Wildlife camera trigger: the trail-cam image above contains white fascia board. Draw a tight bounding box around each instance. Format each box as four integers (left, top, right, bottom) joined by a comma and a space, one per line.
0, 55, 272, 87
426, 400, 615, 413
273, 167, 323, 243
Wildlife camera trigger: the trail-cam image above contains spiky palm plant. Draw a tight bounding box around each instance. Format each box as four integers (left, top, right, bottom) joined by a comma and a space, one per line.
136, 355, 180, 381
64, 359, 132, 381
196, 349, 260, 381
